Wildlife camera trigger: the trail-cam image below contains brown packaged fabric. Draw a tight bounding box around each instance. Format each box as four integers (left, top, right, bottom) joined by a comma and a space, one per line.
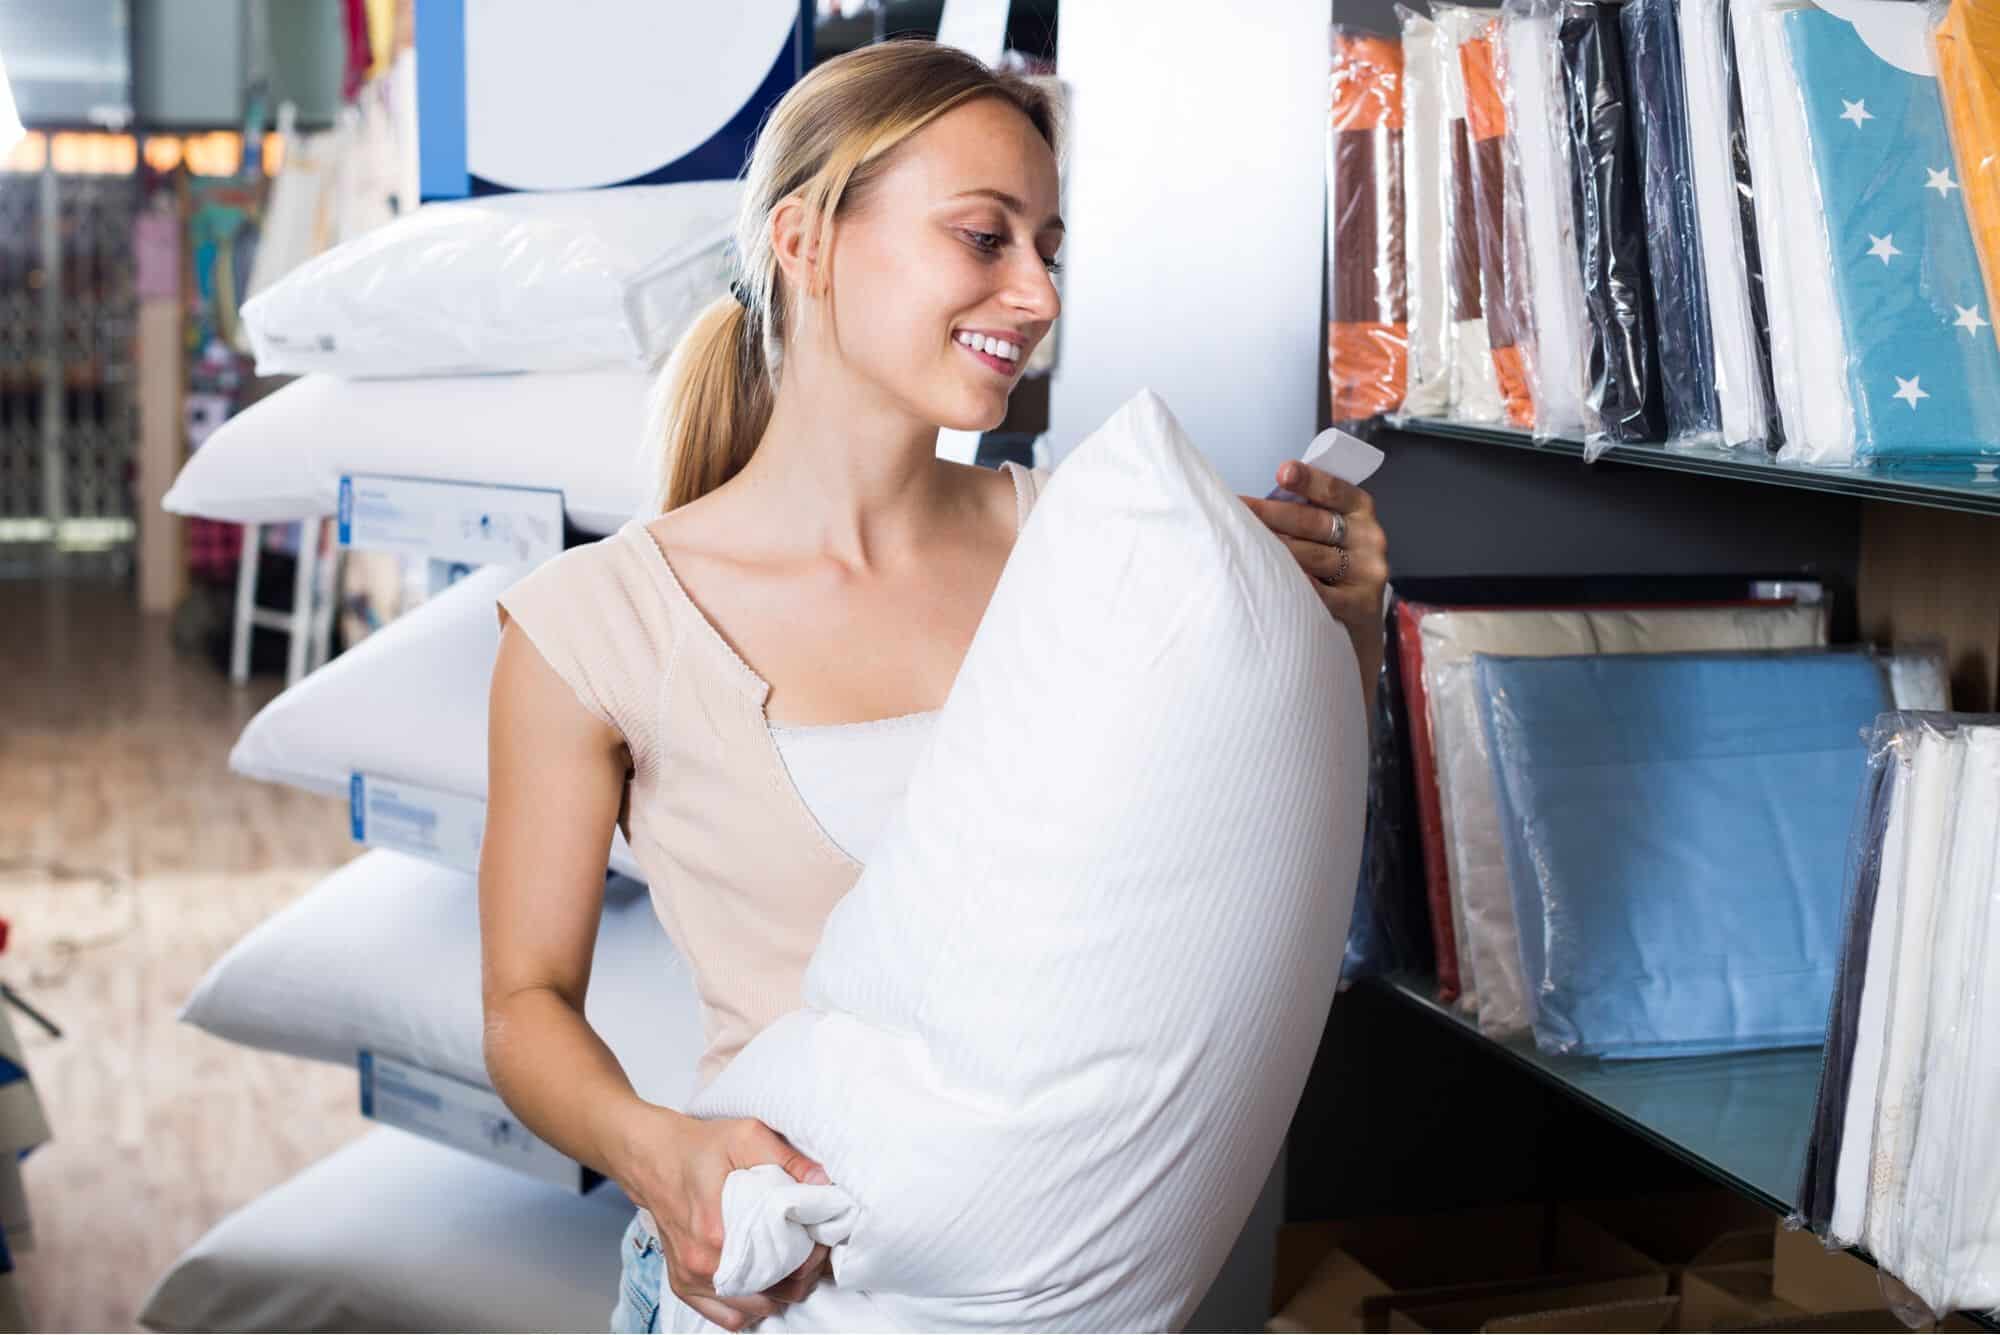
1329, 28, 1409, 421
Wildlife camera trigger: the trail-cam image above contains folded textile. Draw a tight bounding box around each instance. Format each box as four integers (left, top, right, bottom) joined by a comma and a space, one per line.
1502, 0, 1595, 440
1781, 2, 2000, 467
1437, 5, 1508, 423
1733, 0, 1854, 461
1477, 649, 1890, 1058
1401, 9, 1454, 416
1451, 9, 1537, 428
1329, 28, 1410, 422
1559, 0, 1667, 450
1800, 715, 2000, 1316
1679, 0, 1782, 449
1937, 0, 2000, 365
1623, 0, 1723, 448
1419, 603, 1827, 1038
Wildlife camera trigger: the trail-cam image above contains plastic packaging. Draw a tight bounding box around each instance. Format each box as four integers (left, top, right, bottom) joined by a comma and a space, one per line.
1621, 0, 1724, 449
1399, 8, 1454, 417
1795, 713, 2000, 1319
1936, 0, 2000, 365
1419, 602, 1828, 1040
1775, 0, 2000, 468
1446, 7, 1537, 429
1477, 648, 1890, 1058
1732, 0, 1854, 464
1327, 28, 1410, 424
1678, 0, 1783, 451
1887, 639, 1953, 712
1557, 0, 1667, 455
1499, 0, 1597, 442
1433, 5, 1508, 424
241, 181, 742, 378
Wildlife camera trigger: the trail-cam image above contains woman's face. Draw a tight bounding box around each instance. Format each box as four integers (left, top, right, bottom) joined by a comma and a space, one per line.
809, 95, 1064, 433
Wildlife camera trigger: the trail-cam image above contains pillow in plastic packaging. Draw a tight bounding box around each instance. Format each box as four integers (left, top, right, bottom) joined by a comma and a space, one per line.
240, 181, 743, 378
1328, 28, 1409, 422
180, 850, 700, 1107
1401, 8, 1455, 416
161, 368, 654, 535
1436, 5, 1508, 423
667, 390, 1369, 1331
227, 565, 644, 880
1476, 648, 1889, 1059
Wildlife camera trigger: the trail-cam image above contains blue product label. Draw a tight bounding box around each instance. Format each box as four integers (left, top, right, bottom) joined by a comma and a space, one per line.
349, 773, 366, 841
337, 476, 354, 544
358, 1050, 374, 1118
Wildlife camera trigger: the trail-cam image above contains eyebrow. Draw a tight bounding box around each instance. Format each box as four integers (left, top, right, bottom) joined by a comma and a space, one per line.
950, 188, 1065, 235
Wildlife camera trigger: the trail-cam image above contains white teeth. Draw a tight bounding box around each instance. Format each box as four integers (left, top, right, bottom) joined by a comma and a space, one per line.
958, 331, 1019, 362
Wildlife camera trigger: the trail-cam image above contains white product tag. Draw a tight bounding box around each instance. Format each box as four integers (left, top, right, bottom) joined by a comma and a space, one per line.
338, 474, 562, 568
1751, 580, 1827, 606
349, 774, 486, 872
359, 1052, 597, 1193
1300, 427, 1386, 486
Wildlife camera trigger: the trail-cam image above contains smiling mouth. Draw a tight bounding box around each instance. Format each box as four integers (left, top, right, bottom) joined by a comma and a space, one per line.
955, 334, 1023, 377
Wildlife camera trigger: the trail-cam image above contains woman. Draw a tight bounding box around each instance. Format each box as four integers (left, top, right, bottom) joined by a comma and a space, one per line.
479, 38, 1389, 1334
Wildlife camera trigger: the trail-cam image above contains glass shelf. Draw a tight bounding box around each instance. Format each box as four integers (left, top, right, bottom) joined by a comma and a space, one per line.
1377, 974, 2000, 1330
1393, 417, 2000, 518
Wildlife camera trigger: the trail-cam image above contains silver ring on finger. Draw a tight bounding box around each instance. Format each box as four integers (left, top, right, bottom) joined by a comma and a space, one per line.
1328, 511, 1348, 547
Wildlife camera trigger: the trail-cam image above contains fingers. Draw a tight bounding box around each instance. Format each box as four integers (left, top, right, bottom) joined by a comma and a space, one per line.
735, 1120, 832, 1187
1275, 461, 1372, 516
764, 1244, 830, 1305
682, 1292, 757, 1331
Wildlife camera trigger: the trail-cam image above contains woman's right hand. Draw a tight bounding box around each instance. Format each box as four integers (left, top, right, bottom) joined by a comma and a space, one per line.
610, 1101, 834, 1331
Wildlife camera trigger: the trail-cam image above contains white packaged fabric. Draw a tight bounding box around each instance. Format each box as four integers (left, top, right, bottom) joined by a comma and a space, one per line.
228, 565, 643, 880
241, 181, 743, 378
180, 849, 705, 1108
138, 1128, 636, 1334
161, 367, 654, 535
1401, 9, 1454, 416
1733, 0, 1857, 463
1679, 0, 1774, 450
659, 390, 1368, 1331
1417, 603, 1828, 1037
1502, 2, 1594, 441
1435, 6, 1507, 424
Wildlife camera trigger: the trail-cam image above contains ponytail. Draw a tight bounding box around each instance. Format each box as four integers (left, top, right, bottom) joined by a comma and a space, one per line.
649, 293, 776, 513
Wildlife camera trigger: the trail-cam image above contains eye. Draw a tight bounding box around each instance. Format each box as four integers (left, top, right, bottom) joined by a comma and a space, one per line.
963, 229, 1004, 254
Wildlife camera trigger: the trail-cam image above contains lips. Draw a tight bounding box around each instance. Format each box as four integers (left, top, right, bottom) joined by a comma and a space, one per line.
958, 339, 1019, 377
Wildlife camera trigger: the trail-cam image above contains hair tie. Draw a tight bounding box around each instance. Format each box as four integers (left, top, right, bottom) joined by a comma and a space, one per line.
729, 279, 752, 309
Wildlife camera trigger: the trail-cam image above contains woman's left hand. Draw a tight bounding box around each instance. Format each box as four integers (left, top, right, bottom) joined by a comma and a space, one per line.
1241, 461, 1389, 705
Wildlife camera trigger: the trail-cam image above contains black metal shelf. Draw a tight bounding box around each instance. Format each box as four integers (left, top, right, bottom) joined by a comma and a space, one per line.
1395, 417, 2000, 518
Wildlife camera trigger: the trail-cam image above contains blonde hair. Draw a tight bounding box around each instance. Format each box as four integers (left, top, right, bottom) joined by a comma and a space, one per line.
648, 39, 1062, 513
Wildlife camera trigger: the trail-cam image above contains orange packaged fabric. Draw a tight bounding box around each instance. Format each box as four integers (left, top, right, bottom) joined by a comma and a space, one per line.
1936, 0, 2000, 362
1458, 18, 1537, 428
1328, 29, 1409, 422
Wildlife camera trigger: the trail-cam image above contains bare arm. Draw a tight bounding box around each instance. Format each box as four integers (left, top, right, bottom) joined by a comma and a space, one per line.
479, 617, 663, 1176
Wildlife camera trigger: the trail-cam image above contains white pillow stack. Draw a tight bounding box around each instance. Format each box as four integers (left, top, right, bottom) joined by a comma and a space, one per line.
666, 389, 1369, 1331
164, 180, 745, 537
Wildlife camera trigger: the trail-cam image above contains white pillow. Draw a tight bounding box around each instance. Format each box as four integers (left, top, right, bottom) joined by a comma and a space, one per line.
674, 390, 1370, 1330
227, 565, 644, 880
241, 181, 743, 378
180, 849, 705, 1108
138, 1128, 635, 1334
161, 368, 654, 535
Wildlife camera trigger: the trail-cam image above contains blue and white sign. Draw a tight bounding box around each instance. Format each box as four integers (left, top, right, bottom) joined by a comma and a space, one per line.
337, 474, 563, 569
349, 773, 487, 872
360, 1052, 599, 1192
417, 0, 809, 200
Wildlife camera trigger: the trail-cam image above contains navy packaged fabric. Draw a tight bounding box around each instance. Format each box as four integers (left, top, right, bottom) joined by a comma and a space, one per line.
1559, 1, 1668, 449
1621, 0, 1722, 447
1476, 649, 1891, 1059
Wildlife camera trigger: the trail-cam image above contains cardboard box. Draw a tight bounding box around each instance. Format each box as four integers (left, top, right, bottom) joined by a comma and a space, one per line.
1488, 1296, 1683, 1334
1559, 1192, 1777, 1277
1387, 1275, 1672, 1332
358, 1051, 602, 1193
1769, 1225, 1888, 1315
1269, 1207, 1662, 1333
1677, 1261, 1806, 1331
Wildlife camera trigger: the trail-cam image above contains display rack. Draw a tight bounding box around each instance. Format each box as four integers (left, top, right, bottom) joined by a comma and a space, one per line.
1401, 417, 2000, 519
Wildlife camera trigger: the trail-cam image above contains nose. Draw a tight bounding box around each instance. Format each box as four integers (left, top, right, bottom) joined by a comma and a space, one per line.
1005, 250, 1062, 327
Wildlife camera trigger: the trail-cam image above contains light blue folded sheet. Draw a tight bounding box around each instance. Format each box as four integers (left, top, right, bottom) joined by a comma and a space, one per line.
1475, 649, 1891, 1059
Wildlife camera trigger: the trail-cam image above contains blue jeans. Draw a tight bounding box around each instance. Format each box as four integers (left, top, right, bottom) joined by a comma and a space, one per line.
609, 1211, 666, 1334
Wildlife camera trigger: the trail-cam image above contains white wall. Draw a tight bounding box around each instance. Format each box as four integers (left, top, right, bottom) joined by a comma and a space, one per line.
1049, 0, 1328, 499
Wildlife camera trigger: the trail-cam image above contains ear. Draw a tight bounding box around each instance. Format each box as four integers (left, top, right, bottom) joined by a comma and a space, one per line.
769, 193, 827, 300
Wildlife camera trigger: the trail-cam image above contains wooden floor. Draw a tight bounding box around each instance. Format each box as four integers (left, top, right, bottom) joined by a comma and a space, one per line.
0, 579, 366, 1332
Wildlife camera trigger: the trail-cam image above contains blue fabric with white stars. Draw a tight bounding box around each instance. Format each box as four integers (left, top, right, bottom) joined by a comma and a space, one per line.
1785, 4, 2000, 464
